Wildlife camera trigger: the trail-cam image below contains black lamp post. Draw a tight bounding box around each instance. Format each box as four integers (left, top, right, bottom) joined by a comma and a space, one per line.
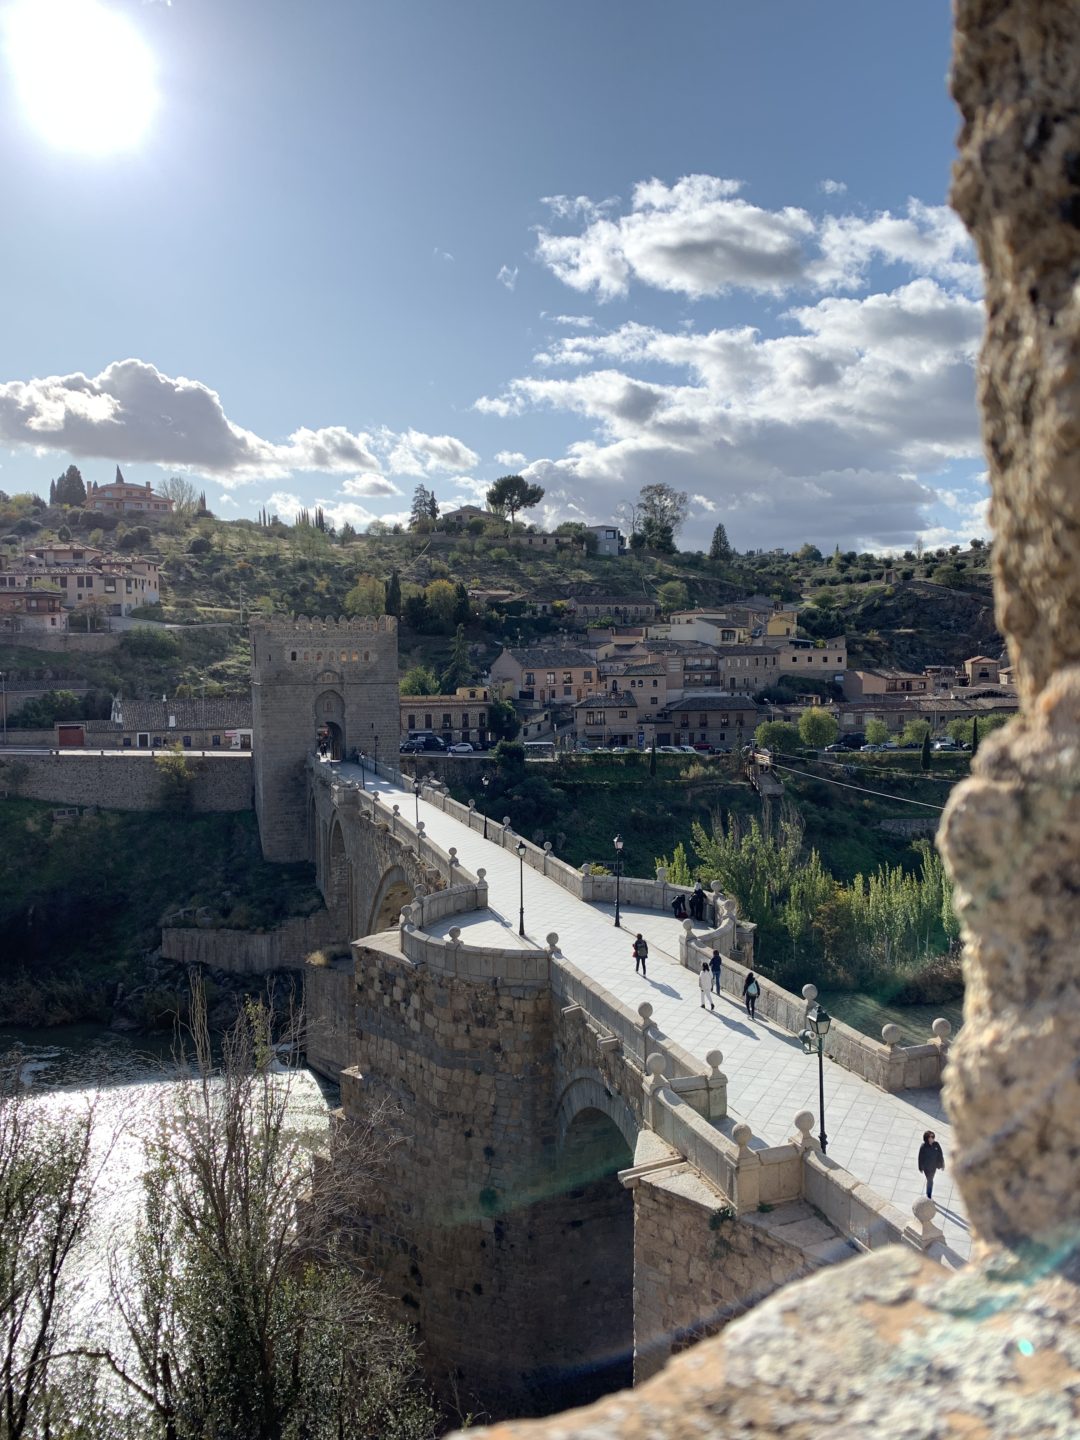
801, 1003, 832, 1154
613, 833, 625, 928
517, 839, 526, 937
413, 778, 421, 827
481, 773, 490, 840
358, 750, 366, 790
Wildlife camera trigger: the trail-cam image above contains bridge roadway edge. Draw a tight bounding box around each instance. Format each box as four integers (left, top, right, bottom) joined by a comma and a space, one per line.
299, 758, 967, 1415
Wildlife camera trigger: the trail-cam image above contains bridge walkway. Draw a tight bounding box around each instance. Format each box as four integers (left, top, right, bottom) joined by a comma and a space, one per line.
341, 763, 969, 1260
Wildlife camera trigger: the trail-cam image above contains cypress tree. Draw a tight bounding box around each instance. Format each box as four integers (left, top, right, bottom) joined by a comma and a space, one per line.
971, 716, 979, 755
921, 729, 931, 771
385, 568, 402, 617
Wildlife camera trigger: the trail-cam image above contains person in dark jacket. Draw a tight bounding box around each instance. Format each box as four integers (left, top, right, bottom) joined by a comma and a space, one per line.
742, 970, 760, 1019
709, 948, 723, 995
688, 882, 706, 921
671, 893, 688, 920
917, 1131, 945, 1198
632, 933, 648, 977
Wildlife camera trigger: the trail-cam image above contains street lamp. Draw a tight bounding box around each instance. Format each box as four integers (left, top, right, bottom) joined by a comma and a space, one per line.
517, 838, 526, 937
800, 1003, 832, 1154
481, 773, 490, 840
613, 834, 625, 928
413, 778, 421, 827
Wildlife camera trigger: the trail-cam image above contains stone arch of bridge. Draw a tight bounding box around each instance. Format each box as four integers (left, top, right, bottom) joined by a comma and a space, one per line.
555, 1073, 640, 1159
365, 863, 416, 934
327, 816, 349, 912
314, 688, 346, 759
521, 1089, 635, 1414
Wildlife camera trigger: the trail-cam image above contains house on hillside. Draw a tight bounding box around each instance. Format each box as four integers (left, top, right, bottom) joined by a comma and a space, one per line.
584, 524, 625, 557
0, 588, 66, 631
488, 645, 601, 704
86, 467, 174, 516
574, 691, 639, 747
568, 595, 657, 627
54, 695, 253, 749
666, 693, 760, 749
844, 668, 930, 698
400, 687, 492, 748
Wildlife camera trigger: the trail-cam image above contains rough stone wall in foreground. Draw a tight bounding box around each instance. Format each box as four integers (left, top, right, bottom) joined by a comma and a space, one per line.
455, 3, 1080, 1435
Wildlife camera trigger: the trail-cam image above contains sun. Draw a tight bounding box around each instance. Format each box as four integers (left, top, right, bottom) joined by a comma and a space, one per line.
4, 0, 158, 155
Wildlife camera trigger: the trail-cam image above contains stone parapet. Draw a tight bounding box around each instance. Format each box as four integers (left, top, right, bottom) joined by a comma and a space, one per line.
161, 909, 342, 975
0, 750, 253, 812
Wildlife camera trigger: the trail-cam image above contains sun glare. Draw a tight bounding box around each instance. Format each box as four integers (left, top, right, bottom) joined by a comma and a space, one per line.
4, 0, 158, 155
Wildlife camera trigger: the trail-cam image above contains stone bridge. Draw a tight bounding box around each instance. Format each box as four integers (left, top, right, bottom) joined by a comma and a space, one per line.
303, 757, 964, 1418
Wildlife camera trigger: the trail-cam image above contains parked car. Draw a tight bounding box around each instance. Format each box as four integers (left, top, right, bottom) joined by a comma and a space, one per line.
692, 743, 715, 754
403, 733, 447, 753
860, 743, 883, 752
656, 745, 683, 754
448, 742, 475, 753
824, 743, 846, 752
677, 744, 697, 754
932, 738, 959, 752
839, 733, 866, 750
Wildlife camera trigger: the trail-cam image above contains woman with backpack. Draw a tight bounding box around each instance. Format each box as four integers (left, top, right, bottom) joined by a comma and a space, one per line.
743, 970, 761, 1019
632, 933, 648, 977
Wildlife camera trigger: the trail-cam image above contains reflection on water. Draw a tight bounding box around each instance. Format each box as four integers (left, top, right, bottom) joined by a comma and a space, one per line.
1, 1024, 336, 1363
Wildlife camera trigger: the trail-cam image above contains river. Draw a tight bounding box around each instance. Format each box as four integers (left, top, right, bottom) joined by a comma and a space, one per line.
0, 1023, 337, 1375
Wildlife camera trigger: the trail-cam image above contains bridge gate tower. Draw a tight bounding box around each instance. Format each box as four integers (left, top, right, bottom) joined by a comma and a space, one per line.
250, 614, 399, 862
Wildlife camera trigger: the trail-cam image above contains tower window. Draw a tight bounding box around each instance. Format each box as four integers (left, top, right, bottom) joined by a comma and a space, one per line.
291, 651, 297, 661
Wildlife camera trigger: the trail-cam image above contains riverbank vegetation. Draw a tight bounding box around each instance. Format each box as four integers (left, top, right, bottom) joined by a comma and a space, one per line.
659, 808, 961, 1004
0, 800, 322, 1028
0, 997, 437, 1440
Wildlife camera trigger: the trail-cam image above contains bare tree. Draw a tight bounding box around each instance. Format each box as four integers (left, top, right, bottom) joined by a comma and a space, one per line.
100, 989, 436, 1440
0, 1063, 97, 1440
159, 477, 200, 519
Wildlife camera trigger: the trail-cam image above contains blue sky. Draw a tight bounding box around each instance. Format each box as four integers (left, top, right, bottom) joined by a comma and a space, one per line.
0, 0, 987, 551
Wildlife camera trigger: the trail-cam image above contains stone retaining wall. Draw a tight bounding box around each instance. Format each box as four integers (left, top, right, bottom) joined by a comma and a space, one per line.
0, 750, 253, 811
161, 909, 343, 976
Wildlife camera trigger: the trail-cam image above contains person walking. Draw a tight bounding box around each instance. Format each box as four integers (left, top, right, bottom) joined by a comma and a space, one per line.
632, 933, 648, 977
917, 1130, 945, 1198
698, 962, 715, 1010
742, 970, 760, 1019
709, 948, 723, 996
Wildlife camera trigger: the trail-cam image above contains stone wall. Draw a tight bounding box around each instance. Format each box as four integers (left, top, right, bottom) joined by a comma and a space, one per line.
304, 956, 356, 1080
1, 630, 121, 653
0, 750, 252, 811
160, 910, 343, 976
628, 1156, 843, 1384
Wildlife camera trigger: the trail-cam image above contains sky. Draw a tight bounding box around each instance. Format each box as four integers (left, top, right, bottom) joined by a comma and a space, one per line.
0, 0, 987, 553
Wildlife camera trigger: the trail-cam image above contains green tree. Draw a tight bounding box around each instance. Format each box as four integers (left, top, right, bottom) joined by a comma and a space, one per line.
399, 665, 440, 696
385, 568, 402, 618
485, 474, 544, 524
343, 574, 385, 617
708, 522, 733, 563
486, 697, 520, 741
638, 483, 688, 550
439, 624, 473, 693
901, 718, 932, 747
155, 742, 195, 813
797, 708, 839, 749
796, 543, 824, 563
408, 484, 439, 530
921, 729, 932, 771
754, 720, 800, 752
656, 579, 690, 612
971, 716, 979, 755
864, 718, 890, 745
656, 841, 693, 885
53, 464, 86, 506
424, 578, 458, 632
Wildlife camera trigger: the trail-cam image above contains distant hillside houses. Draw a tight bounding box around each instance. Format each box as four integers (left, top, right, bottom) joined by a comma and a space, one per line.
0, 539, 161, 625
86, 467, 175, 516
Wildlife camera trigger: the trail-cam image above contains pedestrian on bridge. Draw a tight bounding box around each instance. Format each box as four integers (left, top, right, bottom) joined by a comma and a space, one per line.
709, 949, 723, 995
743, 970, 760, 1019
632, 933, 648, 977
698, 962, 715, 1010
918, 1131, 945, 1198
689, 882, 706, 921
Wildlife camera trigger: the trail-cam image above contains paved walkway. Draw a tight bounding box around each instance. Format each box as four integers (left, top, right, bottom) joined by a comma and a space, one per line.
344, 764, 970, 1260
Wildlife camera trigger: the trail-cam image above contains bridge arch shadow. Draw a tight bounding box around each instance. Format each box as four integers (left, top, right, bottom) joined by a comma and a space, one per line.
522, 1091, 636, 1415
366, 864, 415, 934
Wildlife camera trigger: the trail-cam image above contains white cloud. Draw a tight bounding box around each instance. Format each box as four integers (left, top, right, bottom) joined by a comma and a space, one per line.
478, 277, 984, 550
433, 247, 454, 262
819, 178, 847, 196
266, 491, 302, 516
0, 359, 482, 495
549, 314, 596, 328
340, 472, 401, 497
534, 174, 980, 301
494, 450, 526, 467
541, 193, 619, 223
386, 428, 479, 475
497, 264, 519, 291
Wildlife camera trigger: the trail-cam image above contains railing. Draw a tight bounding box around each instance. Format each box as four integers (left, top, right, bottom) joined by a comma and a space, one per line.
680, 923, 952, 1093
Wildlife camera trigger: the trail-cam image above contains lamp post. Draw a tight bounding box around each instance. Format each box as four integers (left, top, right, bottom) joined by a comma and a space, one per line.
613, 833, 624, 928
358, 751, 366, 790
413, 778, 421, 827
517, 839, 526, 937
481, 773, 490, 840
800, 1003, 832, 1154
